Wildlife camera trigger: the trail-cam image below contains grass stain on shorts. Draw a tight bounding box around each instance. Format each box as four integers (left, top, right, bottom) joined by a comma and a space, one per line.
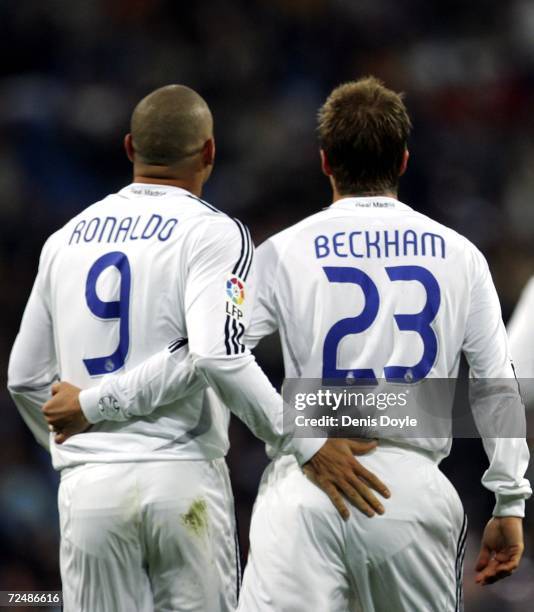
181, 499, 208, 537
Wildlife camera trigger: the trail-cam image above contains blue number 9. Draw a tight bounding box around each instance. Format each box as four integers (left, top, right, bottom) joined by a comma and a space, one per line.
83, 251, 131, 376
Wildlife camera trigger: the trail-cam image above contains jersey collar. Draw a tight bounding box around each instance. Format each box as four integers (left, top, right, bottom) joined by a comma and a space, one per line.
329, 196, 412, 212
118, 183, 192, 198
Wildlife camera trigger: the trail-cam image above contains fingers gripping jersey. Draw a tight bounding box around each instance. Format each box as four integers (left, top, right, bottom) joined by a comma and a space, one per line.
7, 184, 321, 469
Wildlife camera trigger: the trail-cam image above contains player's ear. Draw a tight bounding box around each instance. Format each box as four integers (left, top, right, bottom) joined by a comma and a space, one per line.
124, 134, 135, 163
320, 149, 333, 177
201, 138, 215, 167
399, 149, 409, 177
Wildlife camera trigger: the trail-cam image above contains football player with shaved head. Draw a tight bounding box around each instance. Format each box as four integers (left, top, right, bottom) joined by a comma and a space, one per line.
8, 84, 388, 611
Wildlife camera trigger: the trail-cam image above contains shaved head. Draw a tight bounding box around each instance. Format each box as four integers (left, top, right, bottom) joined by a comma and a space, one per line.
130, 85, 213, 166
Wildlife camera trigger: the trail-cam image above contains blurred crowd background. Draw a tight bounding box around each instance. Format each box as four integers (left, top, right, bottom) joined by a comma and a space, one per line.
1, 0, 534, 610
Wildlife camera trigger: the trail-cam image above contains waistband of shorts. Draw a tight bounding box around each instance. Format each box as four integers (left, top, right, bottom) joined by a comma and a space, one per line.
376, 439, 440, 464
60, 456, 227, 480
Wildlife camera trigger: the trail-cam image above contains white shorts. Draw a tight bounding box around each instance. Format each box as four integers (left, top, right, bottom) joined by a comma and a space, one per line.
239, 444, 466, 612
58, 459, 239, 612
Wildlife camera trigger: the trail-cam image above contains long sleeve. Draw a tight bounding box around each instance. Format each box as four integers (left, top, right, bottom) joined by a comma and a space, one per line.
462, 246, 532, 517
79, 242, 276, 422
80, 217, 323, 465
79, 341, 205, 422
244, 239, 279, 349
7, 254, 57, 450
185, 218, 323, 464
507, 276, 534, 408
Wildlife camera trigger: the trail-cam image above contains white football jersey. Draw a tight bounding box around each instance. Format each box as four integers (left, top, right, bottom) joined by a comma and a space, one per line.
245, 196, 530, 515
8, 183, 320, 470
34, 193, 529, 514
248, 196, 505, 379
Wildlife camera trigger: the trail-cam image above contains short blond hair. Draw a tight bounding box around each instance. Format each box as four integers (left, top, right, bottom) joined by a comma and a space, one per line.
318, 77, 411, 195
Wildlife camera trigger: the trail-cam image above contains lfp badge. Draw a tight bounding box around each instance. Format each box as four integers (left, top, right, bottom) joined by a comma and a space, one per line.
226, 277, 245, 305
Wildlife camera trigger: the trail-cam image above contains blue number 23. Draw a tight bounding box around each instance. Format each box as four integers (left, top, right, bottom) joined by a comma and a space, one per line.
322, 265, 440, 382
